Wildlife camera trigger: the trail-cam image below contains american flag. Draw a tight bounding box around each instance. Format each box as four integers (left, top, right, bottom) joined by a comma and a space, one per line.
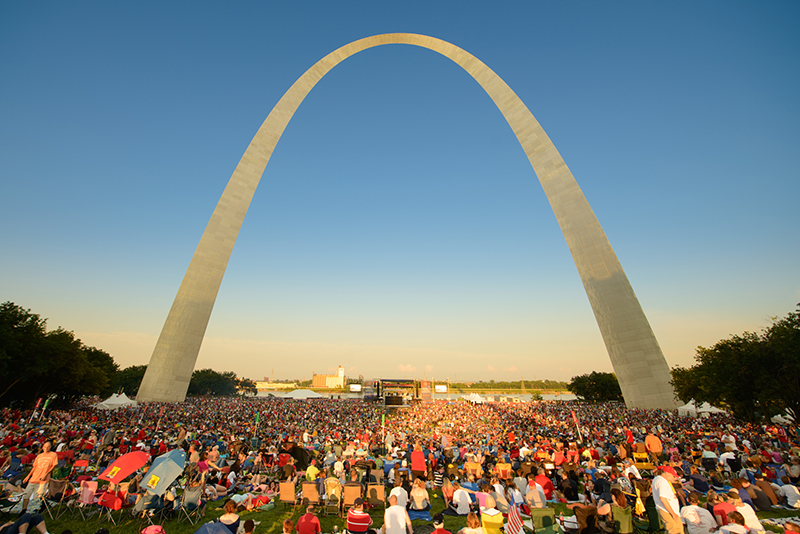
507, 503, 526, 534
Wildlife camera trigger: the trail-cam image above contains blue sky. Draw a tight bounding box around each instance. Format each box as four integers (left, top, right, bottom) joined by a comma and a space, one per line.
1, 1, 798, 383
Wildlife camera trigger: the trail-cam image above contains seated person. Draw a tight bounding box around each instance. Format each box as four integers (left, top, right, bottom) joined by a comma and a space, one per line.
687, 466, 709, 493
719, 511, 748, 534
457, 512, 483, 534
409, 478, 430, 511
218, 499, 241, 534
443, 481, 472, 516
346, 498, 373, 534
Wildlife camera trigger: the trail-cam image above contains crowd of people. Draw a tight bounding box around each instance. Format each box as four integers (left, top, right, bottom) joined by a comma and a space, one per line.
0, 395, 799, 534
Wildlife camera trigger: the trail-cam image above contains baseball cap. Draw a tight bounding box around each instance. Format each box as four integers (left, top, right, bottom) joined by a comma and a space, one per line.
660, 466, 678, 477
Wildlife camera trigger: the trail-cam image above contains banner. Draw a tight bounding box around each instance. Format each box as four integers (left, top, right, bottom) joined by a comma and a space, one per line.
420, 380, 432, 402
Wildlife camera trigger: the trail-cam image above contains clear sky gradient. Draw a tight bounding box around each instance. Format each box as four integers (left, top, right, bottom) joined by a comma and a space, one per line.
1, 1, 798, 384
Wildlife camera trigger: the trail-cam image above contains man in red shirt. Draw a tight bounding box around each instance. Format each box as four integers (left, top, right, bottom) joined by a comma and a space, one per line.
347, 498, 373, 534
534, 468, 555, 501
297, 505, 321, 534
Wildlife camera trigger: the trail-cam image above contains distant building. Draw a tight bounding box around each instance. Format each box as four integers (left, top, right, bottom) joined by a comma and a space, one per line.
312, 366, 345, 389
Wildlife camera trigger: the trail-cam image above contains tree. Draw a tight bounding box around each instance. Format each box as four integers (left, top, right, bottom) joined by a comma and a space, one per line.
568, 371, 623, 402
188, 369, 239, 396
114, 365, 147, 396
0, 302, 119, 407
671, 304, 800, 421
236, 377, 257, 396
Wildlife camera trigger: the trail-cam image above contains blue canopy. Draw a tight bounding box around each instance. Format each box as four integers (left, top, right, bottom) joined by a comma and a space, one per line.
193, 523, 234, 534
144, 448, 186, 496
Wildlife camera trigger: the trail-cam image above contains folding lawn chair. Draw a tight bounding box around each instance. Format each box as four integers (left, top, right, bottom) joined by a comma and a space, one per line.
280, 481, 298, 510
177, 485, 206, 524
43, 479, 74, 519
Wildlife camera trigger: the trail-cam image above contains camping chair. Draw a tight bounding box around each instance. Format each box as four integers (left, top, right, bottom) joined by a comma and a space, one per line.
279, 481, 298, 510
366, 483, 386, 509
97, 490, 123, 525
573, 506, 600, 534
632, 498, 664, 534
632, 453, 654, 472
612, 504, 633, 534
177, 485, 206, 524
341, 484, 362, 516
324, 494, 340, 516
0, 455, 23, 484
482, 509, 505, 534
43, 479, 74, 519
69, 459, 90, 480
325, 477, 343, 501
700, 458, 717, 473
135, 494, 171, 531
74, 479, 98, 519
529, 507, 556, 530
302, 481, 322, 507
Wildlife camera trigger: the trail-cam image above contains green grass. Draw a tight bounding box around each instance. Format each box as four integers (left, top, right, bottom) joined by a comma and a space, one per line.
40, 490, 470, 534
32, 491, 800, 534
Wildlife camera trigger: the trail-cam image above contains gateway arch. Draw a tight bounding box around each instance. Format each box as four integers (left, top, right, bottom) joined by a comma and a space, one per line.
137, 33, 677, 409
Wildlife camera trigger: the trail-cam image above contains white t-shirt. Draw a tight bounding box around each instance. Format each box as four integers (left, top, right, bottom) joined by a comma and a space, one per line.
681, 504, 717, 534
389, 487, 408, 508
383, 504, 409, 534
453, 488, 472, 514
779, 484, 800, 508
652, 475, 679, 515
734, 503, 763, 532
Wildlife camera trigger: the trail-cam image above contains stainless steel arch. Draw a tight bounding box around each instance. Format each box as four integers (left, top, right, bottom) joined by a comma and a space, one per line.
137, 33, 676, 409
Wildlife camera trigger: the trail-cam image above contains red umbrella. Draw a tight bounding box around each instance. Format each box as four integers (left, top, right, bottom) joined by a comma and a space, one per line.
98, 451, 150, 483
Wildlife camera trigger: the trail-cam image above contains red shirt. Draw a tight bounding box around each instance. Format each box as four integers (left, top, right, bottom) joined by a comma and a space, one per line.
347, 508, 373, 533
297, 512, 321, 534
535, 474, 555, 500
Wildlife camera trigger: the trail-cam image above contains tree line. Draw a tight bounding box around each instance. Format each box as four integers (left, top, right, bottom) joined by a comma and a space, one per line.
0, 301, 256, 408
670, 303, 799, 422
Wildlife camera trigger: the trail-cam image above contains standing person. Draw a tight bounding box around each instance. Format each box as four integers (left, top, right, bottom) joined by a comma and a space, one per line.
22, 442, 58, 507
296, 505, 321, 534
652, 466, 682, 534
382, 495, 412, 534
410, 444, 427, 482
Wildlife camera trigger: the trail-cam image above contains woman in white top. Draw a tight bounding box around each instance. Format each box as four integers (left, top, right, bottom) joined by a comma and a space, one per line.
727, 491, 764, 532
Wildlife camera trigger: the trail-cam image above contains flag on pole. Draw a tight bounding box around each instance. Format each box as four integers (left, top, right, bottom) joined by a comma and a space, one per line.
255, 412, 260, 424
42, 398, 51, 410
507, 503, 525, 534
35, 398, 43, 409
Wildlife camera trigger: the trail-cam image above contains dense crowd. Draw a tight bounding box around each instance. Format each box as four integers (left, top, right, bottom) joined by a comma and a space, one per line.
1, 396, 799, 534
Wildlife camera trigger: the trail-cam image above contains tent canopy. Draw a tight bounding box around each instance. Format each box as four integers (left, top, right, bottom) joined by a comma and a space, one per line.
677, 400, 725, 417
95, 393, 138, 410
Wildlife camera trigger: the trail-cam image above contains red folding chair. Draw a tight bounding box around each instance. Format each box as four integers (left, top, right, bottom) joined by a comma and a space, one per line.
97, 490, 123, 525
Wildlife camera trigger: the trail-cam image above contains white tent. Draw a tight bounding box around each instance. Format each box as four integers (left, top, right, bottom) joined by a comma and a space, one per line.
771, 413, 795, 424
95, 392, 138, 410
281, 389, 325, 400
462, 393, 484, 404
677, 400, 725, 417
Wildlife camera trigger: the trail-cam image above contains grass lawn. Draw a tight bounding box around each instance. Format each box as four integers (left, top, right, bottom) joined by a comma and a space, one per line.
31, 490, 800, 534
